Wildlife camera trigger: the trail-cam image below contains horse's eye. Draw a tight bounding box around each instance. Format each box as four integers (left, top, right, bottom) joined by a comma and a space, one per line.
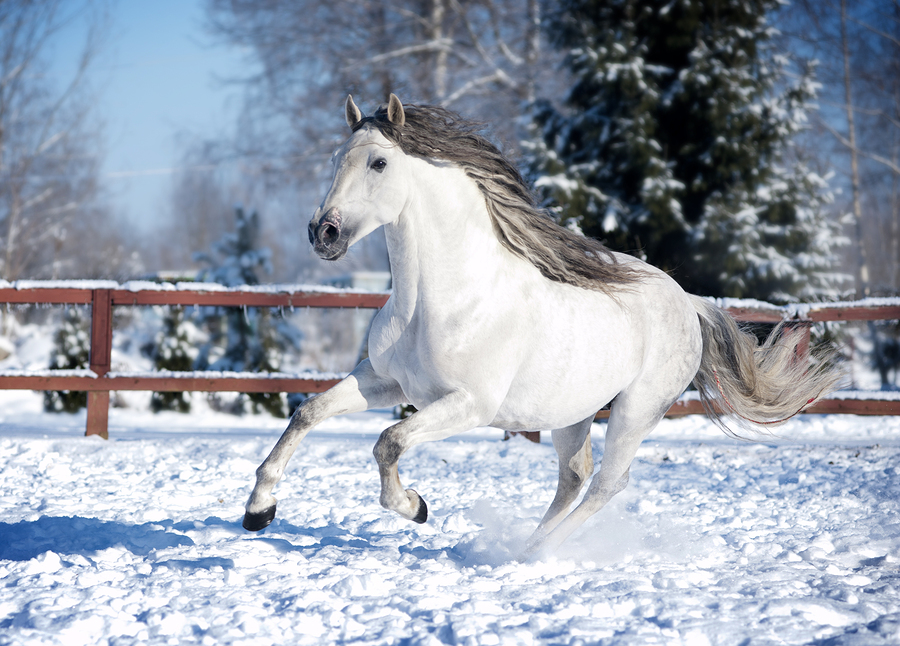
371, 158, 387, 173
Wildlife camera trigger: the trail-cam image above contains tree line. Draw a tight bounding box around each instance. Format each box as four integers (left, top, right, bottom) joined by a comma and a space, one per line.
195, 0, 899, 302
2, 0, 898, 298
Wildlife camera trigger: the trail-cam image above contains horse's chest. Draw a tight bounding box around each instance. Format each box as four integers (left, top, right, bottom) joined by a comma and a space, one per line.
367, 305, 475, 405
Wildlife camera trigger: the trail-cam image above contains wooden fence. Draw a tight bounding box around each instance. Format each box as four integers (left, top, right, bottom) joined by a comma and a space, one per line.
0, 281, 898, 439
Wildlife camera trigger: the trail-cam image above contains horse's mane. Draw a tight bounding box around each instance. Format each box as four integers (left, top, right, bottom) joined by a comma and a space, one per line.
353, 103, 648, 295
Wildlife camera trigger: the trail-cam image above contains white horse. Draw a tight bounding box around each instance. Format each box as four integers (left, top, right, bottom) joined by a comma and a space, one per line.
243, 94, 840, 558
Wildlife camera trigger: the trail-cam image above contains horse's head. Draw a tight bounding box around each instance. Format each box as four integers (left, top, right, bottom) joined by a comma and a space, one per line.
309, 94, 409, 261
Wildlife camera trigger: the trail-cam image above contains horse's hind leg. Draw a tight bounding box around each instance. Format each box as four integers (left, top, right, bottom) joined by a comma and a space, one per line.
522, 391, 674, 560
243, 359, 403, 531
529, 417, 594, 541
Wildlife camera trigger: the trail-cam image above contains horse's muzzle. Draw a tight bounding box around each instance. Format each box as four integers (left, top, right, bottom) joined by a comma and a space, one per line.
309, 207, 347, 260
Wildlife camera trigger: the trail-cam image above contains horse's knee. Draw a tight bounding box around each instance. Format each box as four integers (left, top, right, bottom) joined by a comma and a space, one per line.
373, 427, 404, 466
293, 393, 330, 426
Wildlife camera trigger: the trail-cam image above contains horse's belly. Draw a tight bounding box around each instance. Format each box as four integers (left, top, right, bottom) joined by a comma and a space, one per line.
490, 360, 631, 431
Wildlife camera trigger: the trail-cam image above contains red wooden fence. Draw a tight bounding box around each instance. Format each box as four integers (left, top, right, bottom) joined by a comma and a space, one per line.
0, 281, 897, 438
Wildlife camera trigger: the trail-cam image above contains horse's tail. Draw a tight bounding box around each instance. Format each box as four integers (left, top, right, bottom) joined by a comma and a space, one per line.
689, 295, 844, 437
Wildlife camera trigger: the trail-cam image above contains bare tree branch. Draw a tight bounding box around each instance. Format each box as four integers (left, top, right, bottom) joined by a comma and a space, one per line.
345, 38, 453, 68
443, 70, 517, 107
0, 0, 117, 280
818, 113, 900, 174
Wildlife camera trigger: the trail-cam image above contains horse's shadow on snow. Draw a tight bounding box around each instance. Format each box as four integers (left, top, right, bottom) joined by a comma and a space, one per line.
0, 513, 520, 568
0, 515, 237, 564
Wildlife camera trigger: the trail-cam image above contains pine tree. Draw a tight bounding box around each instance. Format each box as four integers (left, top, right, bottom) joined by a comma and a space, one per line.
44, 307, 90, 413
149, 306, 197, 413
525, 0, 846, 302
194, 206, 289, 417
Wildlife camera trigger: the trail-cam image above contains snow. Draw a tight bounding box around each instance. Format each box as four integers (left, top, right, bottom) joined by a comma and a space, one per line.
103, 369, 347, 382
1, 389, 898, 645
828, 390, 900, 402
118, 280, 180, 292
711, 296, 900, 318
534, 174, 582, 196
0, 369, 97, 378
12, 280, 120, 291
7, 279, 390, 297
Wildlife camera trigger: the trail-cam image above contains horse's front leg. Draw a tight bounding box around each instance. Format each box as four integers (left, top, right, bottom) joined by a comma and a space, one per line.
243, 359, 403, 531
373, 390, 487, 523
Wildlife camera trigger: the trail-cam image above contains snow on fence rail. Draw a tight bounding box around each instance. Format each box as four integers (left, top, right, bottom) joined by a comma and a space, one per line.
0, 281, 897, 438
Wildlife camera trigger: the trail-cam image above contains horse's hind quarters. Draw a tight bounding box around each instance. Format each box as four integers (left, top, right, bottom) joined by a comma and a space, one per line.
242, 505, 277, 532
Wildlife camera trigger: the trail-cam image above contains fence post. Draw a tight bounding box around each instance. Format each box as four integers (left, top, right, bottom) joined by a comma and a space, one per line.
86, 289, 112, 439
786, 318, 812, 366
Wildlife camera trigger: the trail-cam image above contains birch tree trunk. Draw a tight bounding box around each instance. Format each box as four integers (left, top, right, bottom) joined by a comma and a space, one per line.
429, 0, 448, 101
841, 0, 870, 298
524, 0, 540, 103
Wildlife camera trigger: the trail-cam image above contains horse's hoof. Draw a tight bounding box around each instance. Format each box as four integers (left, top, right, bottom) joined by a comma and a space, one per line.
242, 505, 276, 531
410, 490, 428, 524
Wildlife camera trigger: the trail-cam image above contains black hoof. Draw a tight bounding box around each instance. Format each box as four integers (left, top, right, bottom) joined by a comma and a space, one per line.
411, 491, 428, 524
242, 505, 276, 531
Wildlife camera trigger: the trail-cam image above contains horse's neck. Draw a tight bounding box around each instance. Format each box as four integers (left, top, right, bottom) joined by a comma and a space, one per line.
385, 165, 506, 317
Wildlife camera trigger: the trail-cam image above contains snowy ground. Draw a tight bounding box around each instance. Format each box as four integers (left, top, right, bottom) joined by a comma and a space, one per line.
0, 389, 899, 646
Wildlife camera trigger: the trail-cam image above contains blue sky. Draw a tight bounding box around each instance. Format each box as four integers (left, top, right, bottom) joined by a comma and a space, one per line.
52, 0, 251, 231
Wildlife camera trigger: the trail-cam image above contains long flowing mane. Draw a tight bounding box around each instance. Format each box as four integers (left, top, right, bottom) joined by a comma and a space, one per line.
353, 103, 648, 295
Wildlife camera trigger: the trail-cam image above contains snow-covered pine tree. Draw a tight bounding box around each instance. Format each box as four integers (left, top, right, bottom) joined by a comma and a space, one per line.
194, 206, 289, 417
149, 306, 197, 413
44, 307, 90, 413
525, 0, 846, 302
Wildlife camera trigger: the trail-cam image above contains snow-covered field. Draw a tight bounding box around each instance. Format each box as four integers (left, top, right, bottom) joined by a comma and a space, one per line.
1, 388, 898, 646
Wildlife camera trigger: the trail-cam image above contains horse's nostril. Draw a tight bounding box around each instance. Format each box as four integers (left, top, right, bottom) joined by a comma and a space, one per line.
320, 222, 339, 245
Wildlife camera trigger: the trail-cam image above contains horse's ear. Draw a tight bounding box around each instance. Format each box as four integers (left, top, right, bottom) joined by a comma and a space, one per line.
386, 93, 405, 127
345, 95, 363, 130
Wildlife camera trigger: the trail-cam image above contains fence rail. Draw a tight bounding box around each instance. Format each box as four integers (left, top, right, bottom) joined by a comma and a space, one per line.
0, 281, 897, 438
